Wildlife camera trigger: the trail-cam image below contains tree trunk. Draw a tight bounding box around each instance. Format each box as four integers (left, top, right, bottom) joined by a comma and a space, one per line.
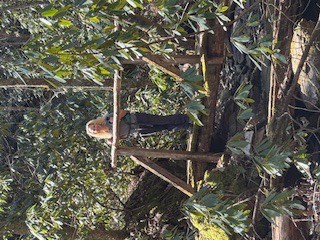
271, 215, 309, 240
267, 0, 302, 129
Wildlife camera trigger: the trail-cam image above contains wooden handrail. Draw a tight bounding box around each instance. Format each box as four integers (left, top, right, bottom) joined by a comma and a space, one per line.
111, 69, 121, 168
118, 146, 222, 162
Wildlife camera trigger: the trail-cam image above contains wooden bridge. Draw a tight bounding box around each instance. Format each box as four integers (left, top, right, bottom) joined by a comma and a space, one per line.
111, 21, 225, 196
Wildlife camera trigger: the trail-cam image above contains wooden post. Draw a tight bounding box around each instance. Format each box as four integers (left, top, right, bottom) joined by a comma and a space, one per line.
130, 156, 194, 196
188, 20, 225, 186
111, 70, 121, 168
118, 146, 222, 162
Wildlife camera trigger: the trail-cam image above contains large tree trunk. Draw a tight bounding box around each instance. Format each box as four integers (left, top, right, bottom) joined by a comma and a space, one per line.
266, 1, 315, 239
272, 216, 309, 240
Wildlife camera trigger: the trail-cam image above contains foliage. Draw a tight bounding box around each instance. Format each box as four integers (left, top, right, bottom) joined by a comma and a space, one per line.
231, 12, 287, 70
260, 189, 305, 223
0, 82, 194, 239
228, 82, 293, 177
233, 81, 254, 122
226, 82, 307, 226
0, 89, 137, 238
0, 0, 226, 82
184, 187, 250, 237
161, 225, 196, 240
0, 176, 12, 216
252, 138, 292, 176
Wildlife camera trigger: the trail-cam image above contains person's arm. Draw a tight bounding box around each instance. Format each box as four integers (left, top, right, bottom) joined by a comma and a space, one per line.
119, 109, 129, 119
106, 137, 113, 145
108, 109, 129, 123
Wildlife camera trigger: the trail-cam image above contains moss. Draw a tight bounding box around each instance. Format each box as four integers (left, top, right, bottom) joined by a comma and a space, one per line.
204, 165, 247, 194
190, 214, 230, 240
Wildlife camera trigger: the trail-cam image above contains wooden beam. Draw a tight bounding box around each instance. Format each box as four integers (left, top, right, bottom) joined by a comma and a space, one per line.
142, 55, 185, 82
111, 70, 121, 168
130, 156, 194, 196
118, 146, 222, 162
120, 55, 224, 65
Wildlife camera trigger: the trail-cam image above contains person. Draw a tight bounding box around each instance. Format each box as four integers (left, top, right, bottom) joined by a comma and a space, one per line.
86, 109, 191, 144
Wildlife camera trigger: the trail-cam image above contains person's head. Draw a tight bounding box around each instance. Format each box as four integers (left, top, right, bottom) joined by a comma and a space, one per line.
86, 115, 112, 139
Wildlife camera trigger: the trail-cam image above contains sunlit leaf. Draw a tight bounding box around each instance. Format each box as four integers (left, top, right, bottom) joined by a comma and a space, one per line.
42, 8, 59, 17
58, 19, 73, 27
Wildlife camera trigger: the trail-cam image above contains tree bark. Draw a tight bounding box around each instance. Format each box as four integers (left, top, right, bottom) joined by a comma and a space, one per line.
265, 1, 312, 239
271, 216, 309, 240
267, 0, 302, 125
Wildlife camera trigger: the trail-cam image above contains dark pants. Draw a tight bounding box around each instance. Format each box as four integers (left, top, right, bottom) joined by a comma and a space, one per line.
134, 113, 190, 136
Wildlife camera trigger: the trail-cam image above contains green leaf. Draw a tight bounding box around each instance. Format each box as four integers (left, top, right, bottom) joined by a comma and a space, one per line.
274, 53, 288, 64
58, 19, 73, 27
243, 98, 255, 103
233, 0, 245, 8
42, 8, 59, 17
234, 90, 250, 100
110, 0, 127, 10
248, 55, 262, 70
219, 6, 229, 12
232, 41, 249, 54
238, 109, 253, 120
227, 133, 248, 151
39, 18, 53, 27
232, 35, 250, 43
53, 75, 66, 83
43, 55, 59, 64
126, 0, 143, 9
186, 100, 206, 111
181, 67, 203, 82
254, 138, 273, 154
75, 0, 93, 7
89, 16, 100, 24
187, 111, 203, 126
200, 194, 219, 207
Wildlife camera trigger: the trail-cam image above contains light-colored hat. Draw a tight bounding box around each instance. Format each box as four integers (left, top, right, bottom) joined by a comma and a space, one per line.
86, 115, 112, 139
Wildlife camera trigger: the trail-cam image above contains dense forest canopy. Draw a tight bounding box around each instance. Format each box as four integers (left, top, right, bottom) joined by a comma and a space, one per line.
1, 0, 320, 240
